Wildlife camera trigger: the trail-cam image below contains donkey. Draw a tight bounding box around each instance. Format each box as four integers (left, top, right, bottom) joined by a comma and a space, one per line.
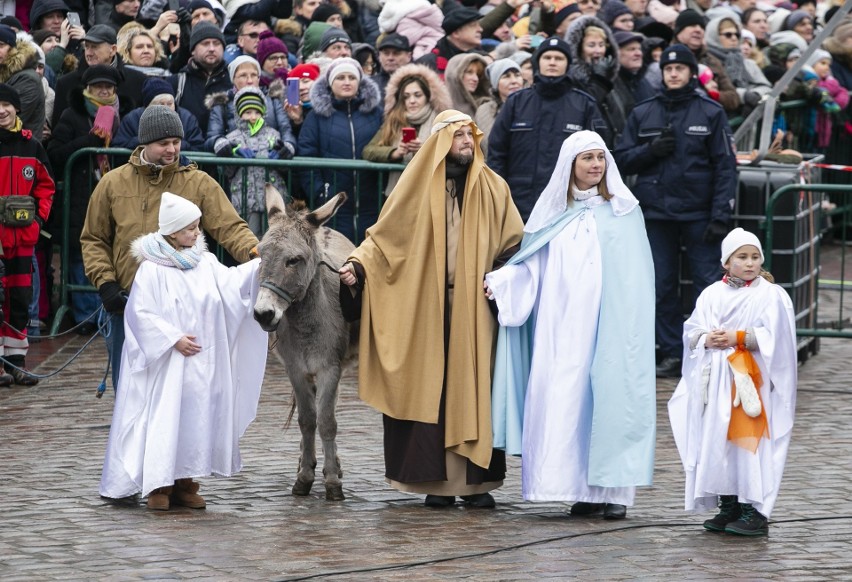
253, 183, 355, 501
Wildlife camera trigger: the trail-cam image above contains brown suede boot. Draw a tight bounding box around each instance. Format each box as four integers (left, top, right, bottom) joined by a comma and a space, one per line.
171, 478, 206, 509
147, 486, 173, 510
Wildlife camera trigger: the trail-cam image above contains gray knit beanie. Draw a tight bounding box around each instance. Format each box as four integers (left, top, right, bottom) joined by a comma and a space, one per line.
138, 105, 184, 145
189, 21, 225, 52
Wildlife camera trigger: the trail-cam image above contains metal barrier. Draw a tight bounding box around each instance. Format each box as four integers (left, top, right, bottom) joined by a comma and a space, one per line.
51, 147, 405, 334
764, 183, 852, 341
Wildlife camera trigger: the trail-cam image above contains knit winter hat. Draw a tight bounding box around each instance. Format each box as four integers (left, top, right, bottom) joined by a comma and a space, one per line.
0, 83, 21, 111
32, 29, 58, 47
599, 0, 632, 27
187, 0, 214, 14
256, 30, 288, 67
189, 21, 224, 52
805, 48, 831, 67
553, 4, 581, 28
287, 63, 320, 80
301, 22, 331, 58
141, 77, 175, 107
325, 56, 362, 84
721, 227, 763, 266
533, 37, 572, 71
320, 26, 351, 53
311, 3, 342, 23
674, 9, 706, 37
486, 58, 520, 89
228, 55, 260, 82
0, 24, 16, 47
158, 192, 202, 236
784, 10, 811, 32
0, 15, 23, 30
235, 86, 266, 116
660, 43, 698, 73
138, 105, 184, 144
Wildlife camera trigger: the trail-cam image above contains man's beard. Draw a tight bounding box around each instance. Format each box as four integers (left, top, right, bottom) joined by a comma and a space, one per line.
447, 151, 473, 166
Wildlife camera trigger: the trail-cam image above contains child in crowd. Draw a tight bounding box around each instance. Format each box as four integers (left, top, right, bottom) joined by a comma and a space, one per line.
668, 228, 798, 536
216, 86, 287, 237
806, 49, 850, 150
99, 193, 267, 511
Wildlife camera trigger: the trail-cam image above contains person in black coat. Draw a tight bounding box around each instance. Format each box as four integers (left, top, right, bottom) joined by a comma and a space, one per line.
50, 25, 146, 128
614, 44, 737, 378
47, 65, 132, 332
486, 37, 607, 222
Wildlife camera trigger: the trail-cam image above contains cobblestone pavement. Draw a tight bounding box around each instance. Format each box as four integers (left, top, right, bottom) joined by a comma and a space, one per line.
3, 267, 852, 580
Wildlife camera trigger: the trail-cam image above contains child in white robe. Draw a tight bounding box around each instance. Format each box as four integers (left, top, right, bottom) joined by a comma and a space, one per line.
99, 192, 267, 511
668, 228, 797, 536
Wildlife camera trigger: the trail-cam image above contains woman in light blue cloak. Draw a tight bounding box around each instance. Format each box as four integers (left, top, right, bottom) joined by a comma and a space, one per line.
484, 130, 656, 519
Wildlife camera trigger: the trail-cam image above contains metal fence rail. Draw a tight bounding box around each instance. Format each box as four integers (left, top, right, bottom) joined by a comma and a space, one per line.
51, 147, 405, 334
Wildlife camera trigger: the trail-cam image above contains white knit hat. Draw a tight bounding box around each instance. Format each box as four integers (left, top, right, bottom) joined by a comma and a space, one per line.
326, 57, 362, 84
158, 192, 201, 235
720, 227, 764, 266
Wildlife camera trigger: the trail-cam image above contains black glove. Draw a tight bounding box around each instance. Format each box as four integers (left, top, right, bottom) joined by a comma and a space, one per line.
649, 135, 676, 158
278, 141, 295, 160
176, 7, 192, 25
743, 91, 762, 108
590, 55, 613, 78
99, 281, 128, 314
703, 220, 729, 244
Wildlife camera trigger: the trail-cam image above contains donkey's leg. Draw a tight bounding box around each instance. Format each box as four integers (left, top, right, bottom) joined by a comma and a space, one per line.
316, 366, 344, 501
290, 377, 318, 496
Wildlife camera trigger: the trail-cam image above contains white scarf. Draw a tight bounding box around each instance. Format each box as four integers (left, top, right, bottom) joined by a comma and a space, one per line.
136, 232, 202, 270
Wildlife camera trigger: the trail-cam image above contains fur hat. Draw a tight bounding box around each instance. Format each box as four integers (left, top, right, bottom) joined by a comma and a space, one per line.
256, 30, 288, 67
138, 105, 184, 144
0, 83, 21, 111
721, 227, 763, 266
158, 192, 201, 236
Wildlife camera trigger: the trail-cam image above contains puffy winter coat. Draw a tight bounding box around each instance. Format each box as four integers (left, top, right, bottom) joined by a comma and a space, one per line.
204, 79, 297, 154
487, 74, 606, 222
613, 81, 737, 224
168, 58, 232, 135
224, 121, 286, 214
395, 5, 444, 61
297, 75, 383, 242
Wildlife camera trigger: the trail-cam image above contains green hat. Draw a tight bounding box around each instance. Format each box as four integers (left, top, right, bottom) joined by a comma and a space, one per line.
301, 21, 332, 59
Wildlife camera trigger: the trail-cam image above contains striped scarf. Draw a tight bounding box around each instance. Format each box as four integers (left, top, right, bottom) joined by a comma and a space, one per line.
138, 233, 201, 270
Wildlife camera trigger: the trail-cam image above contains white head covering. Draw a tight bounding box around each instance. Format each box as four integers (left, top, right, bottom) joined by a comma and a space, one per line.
228, 55, 261, 82
524, 131, 639, 233
326, 57, 363, 84
431, 111, 472, 134
158, 192, 202, 235
720, 227, 764, 266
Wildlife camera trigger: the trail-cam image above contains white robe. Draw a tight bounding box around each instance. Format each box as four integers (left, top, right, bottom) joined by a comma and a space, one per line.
99, 253, 267, 499
486, 197, 635, 505
668, 277, 797, 518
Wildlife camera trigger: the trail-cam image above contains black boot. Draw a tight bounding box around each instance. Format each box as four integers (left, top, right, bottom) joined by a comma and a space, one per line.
725, 503, 768, 536
703, 495, 740, 532
461, 493, 495, 508
655, 356, 682, 378
6, 356, 38, 386
570, 501, 605, 516
424, 495, 455, 508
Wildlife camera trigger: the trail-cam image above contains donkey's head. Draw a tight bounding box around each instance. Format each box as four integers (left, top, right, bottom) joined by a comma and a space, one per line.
253, 184, 348, 331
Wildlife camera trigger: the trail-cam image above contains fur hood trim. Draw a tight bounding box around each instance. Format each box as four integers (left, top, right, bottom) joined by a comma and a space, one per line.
131, 232, 208, 263
825, 36, 852, 70
309, 74, 382, 117
205, 90, 233, 110
0, 35, 39, 83
564, 15, 620, 85
267, 78, 284, 100
383, 63, 451, 116
275, 17, 304, 38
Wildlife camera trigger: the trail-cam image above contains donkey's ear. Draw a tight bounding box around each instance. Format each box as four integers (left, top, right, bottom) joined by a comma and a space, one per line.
265, 183, 287, 220
306, 191, 348, 228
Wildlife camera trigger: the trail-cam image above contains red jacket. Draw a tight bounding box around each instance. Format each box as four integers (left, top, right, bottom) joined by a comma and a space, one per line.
0, 126, 54, 250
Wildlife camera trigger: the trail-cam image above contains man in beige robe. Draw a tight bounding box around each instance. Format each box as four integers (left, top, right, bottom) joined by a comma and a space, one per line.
339, 109, 524, 508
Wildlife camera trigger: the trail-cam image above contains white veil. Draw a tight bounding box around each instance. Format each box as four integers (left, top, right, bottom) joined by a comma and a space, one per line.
523, 131, 639, 233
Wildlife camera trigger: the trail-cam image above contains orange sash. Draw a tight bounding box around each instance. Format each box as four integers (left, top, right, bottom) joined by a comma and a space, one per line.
727, 331, 769, 453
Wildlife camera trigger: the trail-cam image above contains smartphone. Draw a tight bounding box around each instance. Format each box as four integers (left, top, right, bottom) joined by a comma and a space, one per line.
401, 127, 416, 143
168, 0, 180, 11
287, 78, 300, 105
67, 12, 81, 27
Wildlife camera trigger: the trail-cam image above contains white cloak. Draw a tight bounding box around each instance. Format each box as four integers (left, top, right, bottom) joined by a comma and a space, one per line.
487, 197, 645, 505
99, 253, 267, 499
668, 277, 797, 518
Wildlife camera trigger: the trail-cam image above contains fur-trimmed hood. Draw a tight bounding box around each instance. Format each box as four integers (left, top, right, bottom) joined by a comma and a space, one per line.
0, 35, 39, 84
309, 74, 382, 117
383, 63, 451, 117
825, 36, 852, 70
444, 52, 491, 117
564, 15, 620, 85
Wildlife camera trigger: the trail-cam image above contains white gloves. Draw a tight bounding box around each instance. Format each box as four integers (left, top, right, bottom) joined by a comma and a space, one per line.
731, 367, 762, 418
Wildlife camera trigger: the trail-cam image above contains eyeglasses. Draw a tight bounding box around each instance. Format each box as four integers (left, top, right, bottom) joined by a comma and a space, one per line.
721, 32, 740, 39
267, 54, 288, 63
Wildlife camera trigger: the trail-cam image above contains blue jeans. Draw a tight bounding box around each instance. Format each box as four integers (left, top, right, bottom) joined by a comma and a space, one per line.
645, 219, 723, 358
69, 253, 100, 324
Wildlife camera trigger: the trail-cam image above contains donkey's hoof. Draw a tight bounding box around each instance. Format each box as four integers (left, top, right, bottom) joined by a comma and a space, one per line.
292, 480, 314, 496
325, 484, 345, 501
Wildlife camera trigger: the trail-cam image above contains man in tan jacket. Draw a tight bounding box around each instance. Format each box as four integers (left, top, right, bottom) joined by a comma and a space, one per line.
81, 105, 258, 390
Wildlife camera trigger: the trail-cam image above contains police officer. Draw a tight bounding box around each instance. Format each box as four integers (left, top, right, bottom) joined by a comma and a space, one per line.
487, 37, 607, 222
614, 44, 737, 378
